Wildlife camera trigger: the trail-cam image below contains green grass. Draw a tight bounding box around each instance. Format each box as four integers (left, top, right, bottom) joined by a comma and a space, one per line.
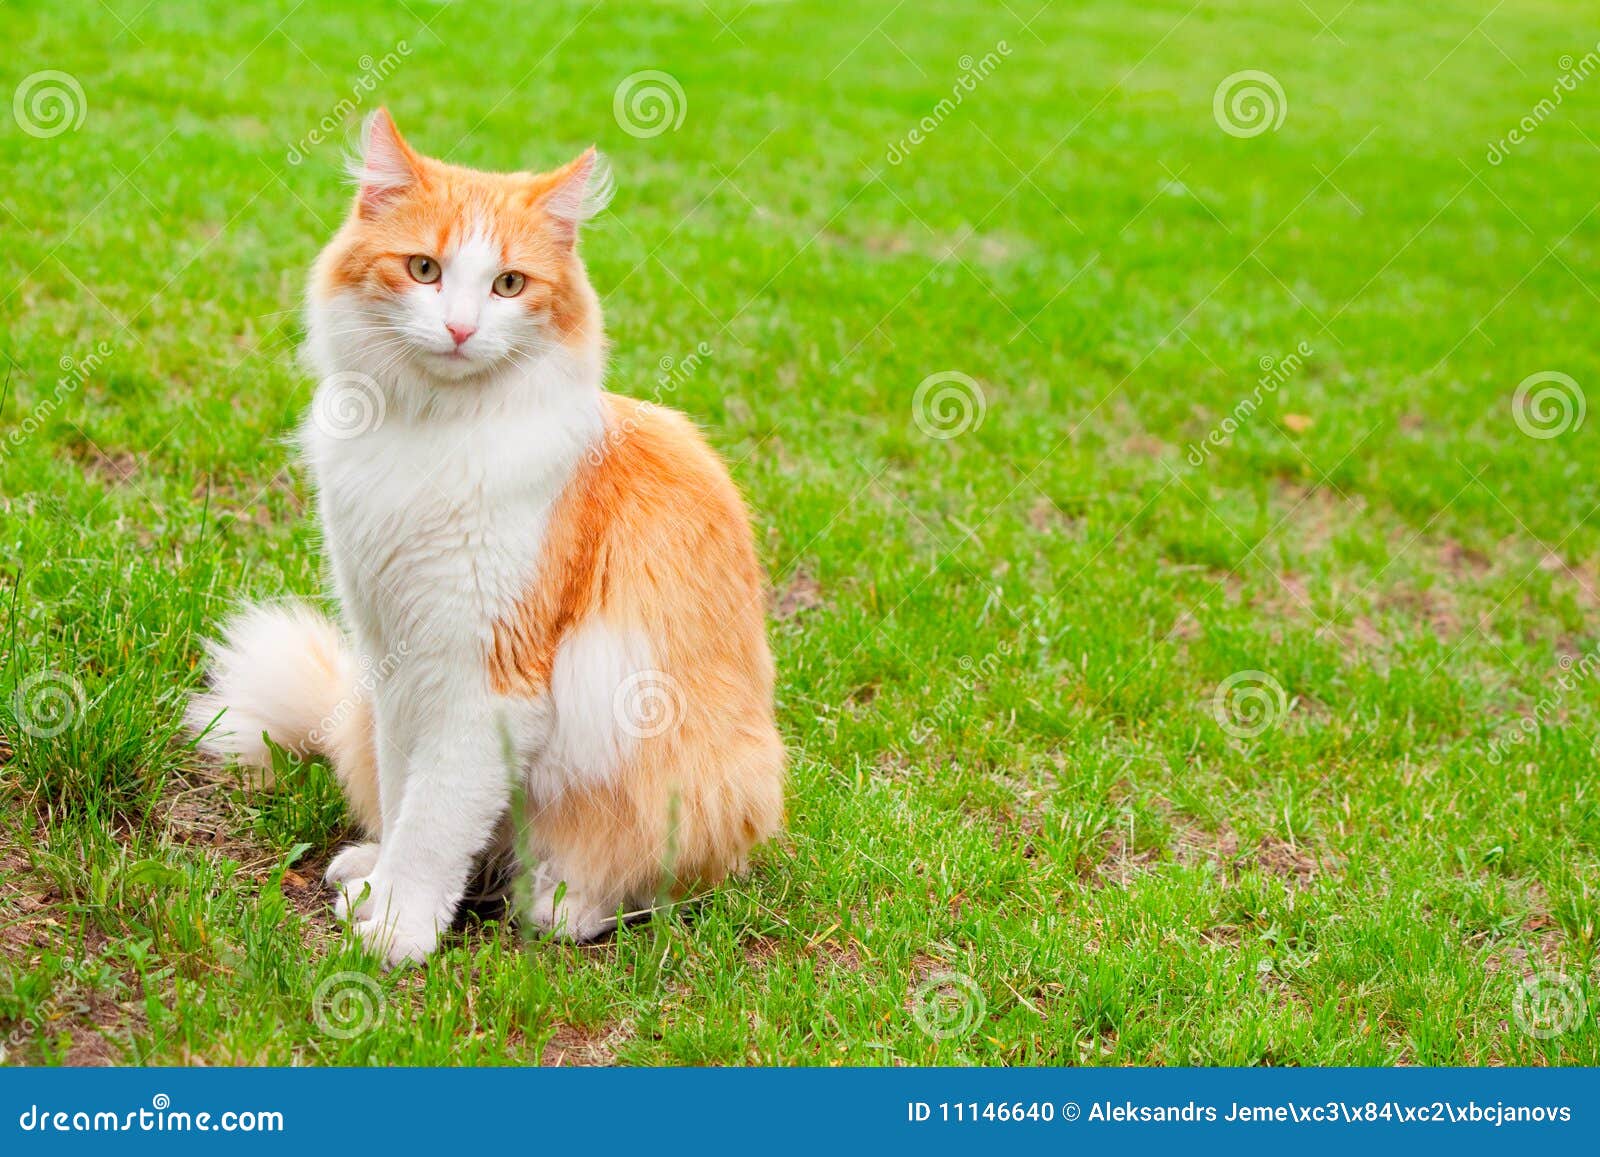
3, 0, 1599, 1065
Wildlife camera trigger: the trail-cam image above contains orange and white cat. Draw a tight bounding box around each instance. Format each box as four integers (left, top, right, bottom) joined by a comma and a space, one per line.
189, 109, 784, 966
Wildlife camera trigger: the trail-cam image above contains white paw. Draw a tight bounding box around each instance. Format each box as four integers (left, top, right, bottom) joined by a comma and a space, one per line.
325, 841, 381, 886
331, 875, 371, 923
355, 913, 439, 969
332, 873, 452, 968
524, 866, 622, 942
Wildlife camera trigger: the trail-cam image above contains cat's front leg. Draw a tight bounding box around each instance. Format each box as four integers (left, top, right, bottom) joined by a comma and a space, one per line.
339, 721, 512, 967
340, 687, 556, 966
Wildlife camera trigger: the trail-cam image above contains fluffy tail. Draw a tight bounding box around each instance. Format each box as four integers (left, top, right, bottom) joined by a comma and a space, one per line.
187, 603, 380, 837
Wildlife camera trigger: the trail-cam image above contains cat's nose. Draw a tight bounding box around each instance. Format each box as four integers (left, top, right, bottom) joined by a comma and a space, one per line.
446, 322, 477, 346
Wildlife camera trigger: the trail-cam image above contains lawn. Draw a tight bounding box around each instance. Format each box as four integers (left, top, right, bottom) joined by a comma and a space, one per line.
2, 0, 1598, 1066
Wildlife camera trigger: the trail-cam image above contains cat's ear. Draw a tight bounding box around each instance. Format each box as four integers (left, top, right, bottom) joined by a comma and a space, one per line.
349, 108, 422, 216
533, 147, 613, 245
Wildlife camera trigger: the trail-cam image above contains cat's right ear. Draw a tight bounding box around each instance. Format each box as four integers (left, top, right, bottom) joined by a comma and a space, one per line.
349, 108, 422, 216
532, 147, 614, 246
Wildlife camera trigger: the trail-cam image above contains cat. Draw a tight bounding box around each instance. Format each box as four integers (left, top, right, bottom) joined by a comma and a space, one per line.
188, 109, 785, 966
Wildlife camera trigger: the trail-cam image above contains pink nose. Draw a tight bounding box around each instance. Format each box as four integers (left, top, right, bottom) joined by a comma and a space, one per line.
446, 322, 477, 346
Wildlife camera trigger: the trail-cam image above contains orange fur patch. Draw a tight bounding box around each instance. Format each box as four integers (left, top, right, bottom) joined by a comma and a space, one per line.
488, 394, 784, 893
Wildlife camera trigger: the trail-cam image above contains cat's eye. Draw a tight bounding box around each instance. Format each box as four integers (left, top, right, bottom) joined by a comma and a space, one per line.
407, 255, 441, 284
493, 271, 526, 298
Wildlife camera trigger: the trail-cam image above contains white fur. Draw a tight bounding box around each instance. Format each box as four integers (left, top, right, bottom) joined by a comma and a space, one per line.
534, 619, 651, 804
545, 151, 615, 227
187, 604, 354, 767
523, 859, 625, 941
350, 115, 415, 196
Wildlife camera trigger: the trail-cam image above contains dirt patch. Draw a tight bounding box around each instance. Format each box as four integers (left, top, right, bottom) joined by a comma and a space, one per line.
163, 766, 304, 873
1089, 798, 1340, 888
1090, 825, 1169, 886
0, 843, 52, 960
191, 469, 305, 529
62, 992, 133, 1066
68, 443, 140, 485
907, 952, 958, 984
1270, 483, 1366, 559
824, 226, 1024, 267
771, 567, 823, 620
1376, 584, 1460, 641
1480, 922, 1567, 979
736, 930, 866, 976
1027, 495, 1082, 534
1229, 487, 1550, 651
1122, 433, 1166, 458
1479, 882, 1569, 979
0, 840, 152, 1065
1165, 809, 1242, 868
161, 764, 347, 940
1538, 551, 1600, 611
1251, 836, 1332, 886
1250, 571, 1318, 638
1179, 823, 1340, 887
1337, 615, 1389, 650
809, 936, 863, 971
540, 1020, 629, 1066
1438, 539, 1492, 580
1168, 611, 1202, 641
742, 934, 783, 969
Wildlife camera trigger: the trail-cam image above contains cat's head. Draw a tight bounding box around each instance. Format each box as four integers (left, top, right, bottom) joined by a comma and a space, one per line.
309, 109, 611, 385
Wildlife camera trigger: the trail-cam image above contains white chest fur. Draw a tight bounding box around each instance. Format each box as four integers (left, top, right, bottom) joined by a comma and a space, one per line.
302, 378, 601, 681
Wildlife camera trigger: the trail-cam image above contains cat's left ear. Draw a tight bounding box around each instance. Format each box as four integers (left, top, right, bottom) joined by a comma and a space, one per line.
533, 147, 614, 245
350, 108, 424, 217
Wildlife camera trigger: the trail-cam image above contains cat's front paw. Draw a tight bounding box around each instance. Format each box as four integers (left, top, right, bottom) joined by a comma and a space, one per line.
334, 873, 452, 968
524, 865, 623, 942
330, 874, 372, 923
355, 912, 440, 968
325, 841, 381, 886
